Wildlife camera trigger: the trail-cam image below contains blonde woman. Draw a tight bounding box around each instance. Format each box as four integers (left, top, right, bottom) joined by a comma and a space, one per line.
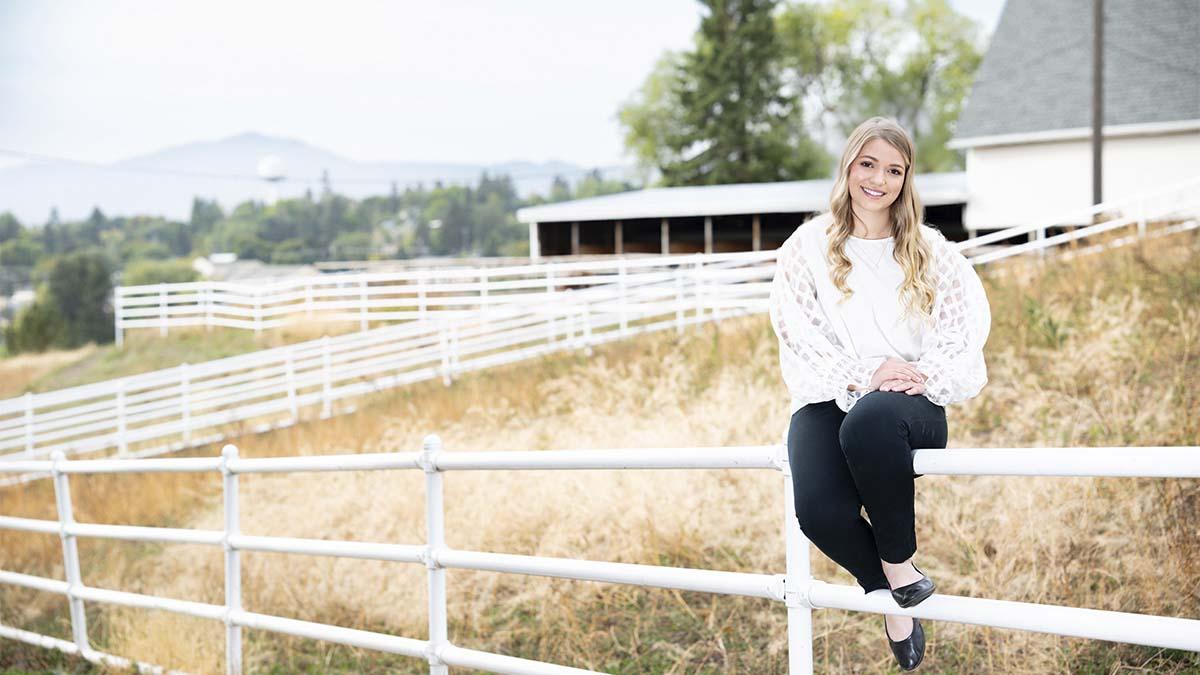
768, 116, 991, 671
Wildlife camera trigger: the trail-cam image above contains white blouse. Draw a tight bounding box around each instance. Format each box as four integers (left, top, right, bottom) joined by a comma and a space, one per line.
768, 211, 991, 415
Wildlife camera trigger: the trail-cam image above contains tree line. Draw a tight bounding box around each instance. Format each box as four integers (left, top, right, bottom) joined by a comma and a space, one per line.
0, 170, 632, 355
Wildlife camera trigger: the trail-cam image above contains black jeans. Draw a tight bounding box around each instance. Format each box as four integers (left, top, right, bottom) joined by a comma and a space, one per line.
787, 390, 948, 593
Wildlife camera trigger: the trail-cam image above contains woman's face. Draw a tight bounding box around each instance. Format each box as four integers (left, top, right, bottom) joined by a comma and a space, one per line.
848, 137, 906, 216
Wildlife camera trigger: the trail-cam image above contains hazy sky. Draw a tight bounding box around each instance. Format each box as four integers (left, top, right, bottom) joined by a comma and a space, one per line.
0, 0, 1005, 170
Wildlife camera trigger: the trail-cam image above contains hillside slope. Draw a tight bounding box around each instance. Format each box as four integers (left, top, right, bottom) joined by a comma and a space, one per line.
1, 228, 1198, 674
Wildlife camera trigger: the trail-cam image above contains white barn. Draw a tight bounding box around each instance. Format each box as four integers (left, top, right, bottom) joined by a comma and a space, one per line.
948, 0, 1200, 235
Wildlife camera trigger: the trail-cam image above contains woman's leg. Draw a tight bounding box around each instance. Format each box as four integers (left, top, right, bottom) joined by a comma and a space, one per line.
788, 400, 890, 594
837, 390, 948, 565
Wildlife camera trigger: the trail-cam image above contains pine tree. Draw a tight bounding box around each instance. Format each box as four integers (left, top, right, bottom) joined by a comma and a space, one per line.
663, 0, 826, 185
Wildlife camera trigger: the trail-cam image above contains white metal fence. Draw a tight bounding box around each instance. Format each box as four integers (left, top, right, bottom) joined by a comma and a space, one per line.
1, 437, 1198, 673
113, 250, 773, 346
114, 175, 1200, 344
9, 184, 1200, 478
2, 251, 774, 477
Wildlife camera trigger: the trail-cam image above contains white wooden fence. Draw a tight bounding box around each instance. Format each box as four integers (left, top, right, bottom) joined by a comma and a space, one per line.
114, 175, 1200, 345
2, 251, 774, 479
8, 178, 1200, 480
113, 250, 772, 347
1, 436, 1198, 673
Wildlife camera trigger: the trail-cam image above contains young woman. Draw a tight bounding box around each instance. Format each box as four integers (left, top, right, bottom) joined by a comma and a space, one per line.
768, 116, 991, 671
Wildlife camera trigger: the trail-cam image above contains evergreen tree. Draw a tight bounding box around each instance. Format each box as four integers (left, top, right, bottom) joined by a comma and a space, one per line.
47, 251, 114, 348
669, 0, 825, 184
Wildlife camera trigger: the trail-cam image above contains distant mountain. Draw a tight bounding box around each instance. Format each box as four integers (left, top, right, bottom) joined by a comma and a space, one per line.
0, 132, 637, 224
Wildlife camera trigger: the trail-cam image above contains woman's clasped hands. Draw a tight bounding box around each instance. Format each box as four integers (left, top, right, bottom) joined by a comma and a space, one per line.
870, 356, 927, 396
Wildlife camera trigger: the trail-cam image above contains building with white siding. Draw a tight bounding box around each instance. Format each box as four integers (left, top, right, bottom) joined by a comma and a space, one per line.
948, 0, 1200, 235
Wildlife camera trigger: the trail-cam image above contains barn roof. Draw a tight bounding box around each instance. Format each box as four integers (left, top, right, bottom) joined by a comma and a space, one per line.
950, 0, 1200, 148
516, 171, 967, 224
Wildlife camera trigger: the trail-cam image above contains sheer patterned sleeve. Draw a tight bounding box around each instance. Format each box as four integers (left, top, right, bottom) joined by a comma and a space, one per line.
914, 236, 992, 406
769, 236, 887, 413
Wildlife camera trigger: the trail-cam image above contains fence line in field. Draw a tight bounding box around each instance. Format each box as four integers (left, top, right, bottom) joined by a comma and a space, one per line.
114, 175, 1200, 344
1, 253, 774, 479
6, 186, 1200, 477
114, 249, 776, 346
0, 439, 1197, 673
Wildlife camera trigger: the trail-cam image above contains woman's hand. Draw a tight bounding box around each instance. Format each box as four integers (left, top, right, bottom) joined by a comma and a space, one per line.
879, 378, 927, 395
868, 357, 926, 391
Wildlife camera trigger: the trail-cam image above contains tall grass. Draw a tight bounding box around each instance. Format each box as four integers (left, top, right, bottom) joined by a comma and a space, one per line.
1, 228, 1198, 673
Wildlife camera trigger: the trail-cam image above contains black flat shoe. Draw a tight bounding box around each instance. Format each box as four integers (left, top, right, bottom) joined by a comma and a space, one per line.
884, 615, 926, 671
890, 563, 936, 608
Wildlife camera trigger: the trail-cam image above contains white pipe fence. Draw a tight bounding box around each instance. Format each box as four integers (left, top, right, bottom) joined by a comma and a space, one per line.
114, 174, 1200, 345
114, 250, 774, 347
2, 252, 774, 478
8, 192, 1200, 479
1, 438, 1198, 673
956, 174, 1200, 263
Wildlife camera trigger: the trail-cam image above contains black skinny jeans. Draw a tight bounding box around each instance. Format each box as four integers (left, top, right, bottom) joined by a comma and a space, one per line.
787, 390, 948, 594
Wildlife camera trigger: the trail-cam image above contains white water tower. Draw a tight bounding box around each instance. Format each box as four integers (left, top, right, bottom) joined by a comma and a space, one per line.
257, 155, 286, 204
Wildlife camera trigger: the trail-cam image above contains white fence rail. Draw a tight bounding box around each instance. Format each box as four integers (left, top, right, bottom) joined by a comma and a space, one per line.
9, 185, 1200, 477
115, 175, 1200, 344
114, 250, 775, 346
2, 252, 774, 477
1, 438, 1198, 673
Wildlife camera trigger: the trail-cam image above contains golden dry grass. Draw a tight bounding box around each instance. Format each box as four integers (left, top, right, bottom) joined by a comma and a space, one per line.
1, 227, 1198, 673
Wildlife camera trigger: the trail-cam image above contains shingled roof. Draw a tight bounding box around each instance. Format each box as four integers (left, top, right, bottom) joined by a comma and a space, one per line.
949, 0, 1200, 147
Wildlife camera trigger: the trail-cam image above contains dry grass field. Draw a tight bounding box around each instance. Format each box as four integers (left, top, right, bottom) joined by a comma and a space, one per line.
1, 228, 1198, 673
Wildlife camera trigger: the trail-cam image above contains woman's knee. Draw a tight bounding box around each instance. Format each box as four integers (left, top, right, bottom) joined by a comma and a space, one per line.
838, 390, 907, 452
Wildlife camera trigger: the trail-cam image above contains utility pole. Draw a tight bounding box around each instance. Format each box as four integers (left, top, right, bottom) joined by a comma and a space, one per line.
1091, 0, 1103, 211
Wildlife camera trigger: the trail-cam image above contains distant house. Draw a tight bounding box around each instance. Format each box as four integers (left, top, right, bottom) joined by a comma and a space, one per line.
190, 254, 319, 283
516, 172, 969, 260
948, 0, 1200, 234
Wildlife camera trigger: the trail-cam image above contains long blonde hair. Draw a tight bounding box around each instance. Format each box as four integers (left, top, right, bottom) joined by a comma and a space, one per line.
824, 116, 936, 323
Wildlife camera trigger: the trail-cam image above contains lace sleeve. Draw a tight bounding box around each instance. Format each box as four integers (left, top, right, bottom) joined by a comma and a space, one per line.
914, 237, 992, 406
769, 237, 887, 413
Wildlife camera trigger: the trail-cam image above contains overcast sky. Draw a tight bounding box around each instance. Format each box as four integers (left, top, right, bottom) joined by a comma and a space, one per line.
0, 0, 1005, 170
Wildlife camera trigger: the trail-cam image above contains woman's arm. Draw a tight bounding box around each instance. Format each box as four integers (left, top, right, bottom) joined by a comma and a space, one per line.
769, 237, 888, 411
913, 237, 992, 406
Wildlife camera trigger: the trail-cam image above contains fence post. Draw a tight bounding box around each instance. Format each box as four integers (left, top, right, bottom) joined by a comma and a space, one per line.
674, 267, 685, 335
305, 280, 314, 318
116, 379, 128, 457
51, 450, 91, 658
780, 427, 814, 674
420, 434, 450, 675
205, 284, 213, 333
254, 288, 263, 336
582, 304, 594, 356
159, 284, 168, 337
359, 276, 369, 332
285, 347, 298, 422
180, 363, 191, 448
438, 319, 452, 387
320, 335, 332, 419
23, 391, 34, 458
220, 444, 243, 675
546, 263, 556, 344
1137, 195, 1147, 239
418, 272, 428, 321
617, 259, 628, 336
693, 257, 704, 320
479, 269, 490, 334
114, 288, 123, 348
